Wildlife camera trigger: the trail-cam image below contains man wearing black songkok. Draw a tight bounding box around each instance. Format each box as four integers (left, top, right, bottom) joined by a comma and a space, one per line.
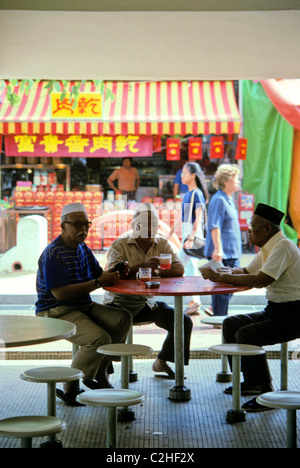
201, 203, 300, 412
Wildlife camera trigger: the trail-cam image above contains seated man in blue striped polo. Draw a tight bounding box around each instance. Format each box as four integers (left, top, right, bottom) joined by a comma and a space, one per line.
36, 202, 132, 406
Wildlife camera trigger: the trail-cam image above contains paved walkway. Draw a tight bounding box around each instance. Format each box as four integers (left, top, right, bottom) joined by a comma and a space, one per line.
0, 358, 299, 449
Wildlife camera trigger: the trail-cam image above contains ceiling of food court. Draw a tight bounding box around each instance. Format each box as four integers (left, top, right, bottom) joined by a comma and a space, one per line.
0, 1, 300, 81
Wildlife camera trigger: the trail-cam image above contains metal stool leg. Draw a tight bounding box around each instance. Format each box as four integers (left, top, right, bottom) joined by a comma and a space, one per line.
46, 382, 57, 444
126, 327, 137, 382
281, 342, 288, 391
118, 355, 135, 421
72, 343, 79, 359
287, 409, 297, 448
216, 331, 232, 383
226, 355, 246, 423
107, 407, 117, 448
21, 437, 32, 448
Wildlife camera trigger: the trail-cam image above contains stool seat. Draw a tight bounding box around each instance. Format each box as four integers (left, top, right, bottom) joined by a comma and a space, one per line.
209, 343, 265, 356
97, 343, 152, 357
97, 344, 151, 422
257, 391, 300, 410
0, 416, 65, 439
20, 366, 82, 447
20, 367, 83, 383
210, 343, 265, 424
77, 389, 145, 448
257, 391, 300, 448
77, 388, 145, 407
201, 317, 225, 326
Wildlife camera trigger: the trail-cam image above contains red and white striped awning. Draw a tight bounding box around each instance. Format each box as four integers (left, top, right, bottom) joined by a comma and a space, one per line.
0, 80, 241, 136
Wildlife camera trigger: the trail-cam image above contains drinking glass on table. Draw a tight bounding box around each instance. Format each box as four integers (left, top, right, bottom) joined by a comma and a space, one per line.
136, 267, 152, 283
160, 253, 172, 270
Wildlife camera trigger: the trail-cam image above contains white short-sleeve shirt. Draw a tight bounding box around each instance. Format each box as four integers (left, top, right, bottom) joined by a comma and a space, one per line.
102, 233, 180, 316
246, 231, 300, 303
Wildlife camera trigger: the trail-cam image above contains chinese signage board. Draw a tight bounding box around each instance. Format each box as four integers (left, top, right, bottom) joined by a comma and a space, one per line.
51, 93, 102, 119
235, 138, 248, 160
210, 136, 224, 159
188, 137, 202, 160
166, 138, 180, 161
5, 135, 153, 158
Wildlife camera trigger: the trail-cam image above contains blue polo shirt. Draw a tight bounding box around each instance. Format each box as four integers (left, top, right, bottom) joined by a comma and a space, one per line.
205, 190, 242, 259
35, 235, 103, 314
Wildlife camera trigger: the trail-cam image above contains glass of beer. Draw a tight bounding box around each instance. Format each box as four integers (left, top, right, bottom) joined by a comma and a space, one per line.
136, 267, 152, 283
160, 253, 172, 270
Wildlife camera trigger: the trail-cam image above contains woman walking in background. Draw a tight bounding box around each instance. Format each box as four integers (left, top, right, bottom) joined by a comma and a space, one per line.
204, 163, 242, 316
176, 162, 209, 315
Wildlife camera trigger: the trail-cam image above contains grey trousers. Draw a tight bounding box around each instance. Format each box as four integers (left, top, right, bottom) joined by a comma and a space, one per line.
37, 302, 132, 380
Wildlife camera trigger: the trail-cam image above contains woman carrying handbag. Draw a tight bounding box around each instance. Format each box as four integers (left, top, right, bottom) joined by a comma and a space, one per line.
173, 162, 209, 315
204, 163, 242, 317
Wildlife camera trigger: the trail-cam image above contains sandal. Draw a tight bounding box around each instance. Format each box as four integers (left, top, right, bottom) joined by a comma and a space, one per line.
184, 302, 201, 316
152, 358, 175, 379
203, 307, 214, 317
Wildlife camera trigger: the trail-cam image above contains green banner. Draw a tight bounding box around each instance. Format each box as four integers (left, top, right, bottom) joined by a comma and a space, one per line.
242, 80, 296, 242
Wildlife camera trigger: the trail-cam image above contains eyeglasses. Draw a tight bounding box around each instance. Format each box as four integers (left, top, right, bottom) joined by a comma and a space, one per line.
64, 220, 92, 230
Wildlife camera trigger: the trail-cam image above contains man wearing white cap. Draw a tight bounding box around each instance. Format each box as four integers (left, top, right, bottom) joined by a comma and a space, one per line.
36, 202, 132, 406
201, 203, 300, 412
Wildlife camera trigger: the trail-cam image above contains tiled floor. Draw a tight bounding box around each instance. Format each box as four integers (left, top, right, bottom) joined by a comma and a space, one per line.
0, 358, 299, 449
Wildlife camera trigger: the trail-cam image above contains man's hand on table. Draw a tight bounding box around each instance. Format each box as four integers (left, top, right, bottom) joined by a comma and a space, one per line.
98, 270, 120, 287
199, 265, 221, 282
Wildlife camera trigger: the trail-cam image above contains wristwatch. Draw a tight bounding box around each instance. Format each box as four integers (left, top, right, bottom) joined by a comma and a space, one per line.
154, 268, 161, 277
94, 278, 102, 289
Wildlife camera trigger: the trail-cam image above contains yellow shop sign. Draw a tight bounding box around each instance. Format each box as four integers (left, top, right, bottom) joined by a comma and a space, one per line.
51, 93, 102, 119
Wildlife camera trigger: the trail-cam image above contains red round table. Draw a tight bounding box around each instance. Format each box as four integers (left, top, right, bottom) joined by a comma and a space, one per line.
105, 276, 250, 401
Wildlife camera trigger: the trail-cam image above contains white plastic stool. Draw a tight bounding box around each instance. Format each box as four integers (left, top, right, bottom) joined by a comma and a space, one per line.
77, 389, 145, 448
201, 316, 231, 382
0, 416, 66, 448
203, 317, 289, 390
20, 367, 83, 446
209, 343, 265, 423
127, 321, 153, 382
257, 391, 300, 448
97, 343, 152, 421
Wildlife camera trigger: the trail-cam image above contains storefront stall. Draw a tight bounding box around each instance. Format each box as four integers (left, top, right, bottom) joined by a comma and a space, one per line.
0, 80, 242, 251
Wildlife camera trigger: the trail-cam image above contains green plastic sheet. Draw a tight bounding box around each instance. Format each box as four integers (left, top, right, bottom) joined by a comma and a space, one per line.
242, 80, 297, 242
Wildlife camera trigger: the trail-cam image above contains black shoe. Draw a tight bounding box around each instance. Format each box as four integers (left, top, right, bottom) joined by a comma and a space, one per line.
224, 383, 261, 396
83, 379, 114, 390
107, 362, 114, 374
56, 389, 85, 407
242, 397, 275, 413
